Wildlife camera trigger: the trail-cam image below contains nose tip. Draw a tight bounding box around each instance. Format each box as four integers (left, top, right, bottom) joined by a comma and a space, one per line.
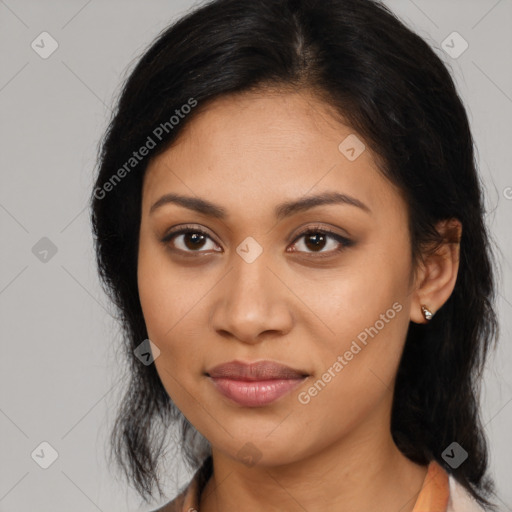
213, 300, 286, 344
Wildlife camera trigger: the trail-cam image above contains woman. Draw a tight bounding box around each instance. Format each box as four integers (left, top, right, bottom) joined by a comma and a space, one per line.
91, 0, 501, 510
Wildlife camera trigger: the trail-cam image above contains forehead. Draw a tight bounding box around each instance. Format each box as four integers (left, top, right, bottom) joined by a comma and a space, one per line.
155, 89, 354, 162
142, 89, 406, 222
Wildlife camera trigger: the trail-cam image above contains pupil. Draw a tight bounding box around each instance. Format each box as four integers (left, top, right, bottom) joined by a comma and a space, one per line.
185, 233, 206, 250
306, 233, 325, 251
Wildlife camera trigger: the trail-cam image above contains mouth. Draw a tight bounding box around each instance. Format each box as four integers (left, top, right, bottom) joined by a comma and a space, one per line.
206, 360, 309, 407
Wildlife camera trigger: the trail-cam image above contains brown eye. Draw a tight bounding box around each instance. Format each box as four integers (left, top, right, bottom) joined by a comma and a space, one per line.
162, 226, 221, 254
303, 232, 328, 252
289, 228, 353, 255
182, 232, 207, 250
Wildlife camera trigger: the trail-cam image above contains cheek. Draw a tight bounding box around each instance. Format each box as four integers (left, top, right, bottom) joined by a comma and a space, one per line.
137, 238, 212, 399
299, 250, 408, 341
302, 244, 411, 394
294, 303, 408, 447
138, 263, 204, 411
138, 231, 192, 337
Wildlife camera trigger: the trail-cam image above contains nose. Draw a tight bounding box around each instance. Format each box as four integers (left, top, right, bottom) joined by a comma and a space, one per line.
209, 254, 294, 345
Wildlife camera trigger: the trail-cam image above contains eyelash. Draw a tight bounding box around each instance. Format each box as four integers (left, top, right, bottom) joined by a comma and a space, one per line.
161, 224, 353, 258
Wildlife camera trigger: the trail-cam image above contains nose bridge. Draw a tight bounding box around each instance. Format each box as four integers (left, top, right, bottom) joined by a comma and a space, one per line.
230, 247, 273, 304
209, 246, 292, 342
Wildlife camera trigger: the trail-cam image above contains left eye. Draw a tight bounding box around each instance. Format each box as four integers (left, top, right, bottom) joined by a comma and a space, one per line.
290, 229, 352, 254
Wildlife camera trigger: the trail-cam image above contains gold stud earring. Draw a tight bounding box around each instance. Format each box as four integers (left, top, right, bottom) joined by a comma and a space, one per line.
421, 304, 434, 321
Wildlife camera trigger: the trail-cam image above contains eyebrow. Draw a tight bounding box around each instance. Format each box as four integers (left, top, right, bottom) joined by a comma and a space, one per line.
149, 191, 371, 219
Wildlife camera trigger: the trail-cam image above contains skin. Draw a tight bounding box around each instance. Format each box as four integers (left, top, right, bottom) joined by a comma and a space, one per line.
137, 88, 461, 512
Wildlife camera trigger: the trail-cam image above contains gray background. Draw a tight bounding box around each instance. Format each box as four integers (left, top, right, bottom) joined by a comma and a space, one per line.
0, 0, 511, 510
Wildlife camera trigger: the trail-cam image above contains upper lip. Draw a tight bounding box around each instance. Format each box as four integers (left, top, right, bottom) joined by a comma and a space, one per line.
207, 360, 309, 381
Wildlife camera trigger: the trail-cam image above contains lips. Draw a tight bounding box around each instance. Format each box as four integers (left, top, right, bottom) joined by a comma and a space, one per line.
206, 360, 308, 381
206, 360, 309, 407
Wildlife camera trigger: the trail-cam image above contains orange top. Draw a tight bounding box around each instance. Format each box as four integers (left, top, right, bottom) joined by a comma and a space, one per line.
155, 457, 450, 512
411, 460, 450, 512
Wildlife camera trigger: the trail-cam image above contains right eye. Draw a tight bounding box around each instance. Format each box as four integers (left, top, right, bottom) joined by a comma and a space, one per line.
161, 225, 222, 255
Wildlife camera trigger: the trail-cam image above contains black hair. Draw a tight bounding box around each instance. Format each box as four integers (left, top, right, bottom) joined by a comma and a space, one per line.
91, 0, 500, 508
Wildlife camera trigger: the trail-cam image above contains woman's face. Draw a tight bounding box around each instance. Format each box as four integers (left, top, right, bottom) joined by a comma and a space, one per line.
138, 89, 418, 466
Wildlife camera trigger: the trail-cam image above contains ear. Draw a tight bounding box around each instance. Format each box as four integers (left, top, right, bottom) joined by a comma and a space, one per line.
410, 218, 462, 324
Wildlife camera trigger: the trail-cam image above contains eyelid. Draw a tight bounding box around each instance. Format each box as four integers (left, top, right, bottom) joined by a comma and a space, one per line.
291, 222, 351, 242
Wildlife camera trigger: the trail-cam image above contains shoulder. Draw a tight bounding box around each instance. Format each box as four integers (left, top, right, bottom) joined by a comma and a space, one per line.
447, 475, 487, 512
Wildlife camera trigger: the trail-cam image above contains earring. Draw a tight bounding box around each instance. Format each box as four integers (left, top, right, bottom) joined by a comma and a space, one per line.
421, 304, 434, 321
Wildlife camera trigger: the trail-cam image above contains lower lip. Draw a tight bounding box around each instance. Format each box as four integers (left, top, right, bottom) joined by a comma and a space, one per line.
209, 377, 306, 407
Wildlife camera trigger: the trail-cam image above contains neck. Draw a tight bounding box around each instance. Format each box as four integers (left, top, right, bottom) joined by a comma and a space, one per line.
199, 405, 428, 512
